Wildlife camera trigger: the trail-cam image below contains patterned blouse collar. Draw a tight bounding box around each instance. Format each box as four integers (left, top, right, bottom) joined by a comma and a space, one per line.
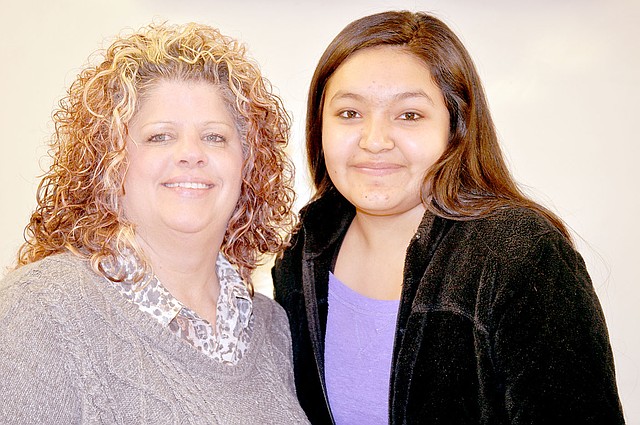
100, 251, 253, 365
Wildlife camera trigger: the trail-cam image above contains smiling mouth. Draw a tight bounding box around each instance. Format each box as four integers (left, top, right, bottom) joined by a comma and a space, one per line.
163, 182, 213, 189
353, 163, 402, 175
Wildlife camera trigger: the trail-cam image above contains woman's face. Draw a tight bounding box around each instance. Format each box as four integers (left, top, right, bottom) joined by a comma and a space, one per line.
322, 46, 450, 218
122, 79, 244, 241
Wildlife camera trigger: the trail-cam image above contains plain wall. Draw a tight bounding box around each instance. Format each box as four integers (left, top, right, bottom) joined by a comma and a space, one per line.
1, 0, 638, 421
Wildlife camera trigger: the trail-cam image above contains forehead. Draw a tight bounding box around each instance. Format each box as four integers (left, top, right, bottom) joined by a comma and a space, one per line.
324, 46, 443, 106
131, 79, 236, 122
137, 79, 223, 105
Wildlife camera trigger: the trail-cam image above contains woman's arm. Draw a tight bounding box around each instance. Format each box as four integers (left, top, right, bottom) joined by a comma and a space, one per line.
490, 232, 624, 423
0, 271, 81, 424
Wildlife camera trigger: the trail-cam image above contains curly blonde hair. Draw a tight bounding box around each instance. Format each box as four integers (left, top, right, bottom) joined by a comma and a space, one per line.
17, 22, 295, 291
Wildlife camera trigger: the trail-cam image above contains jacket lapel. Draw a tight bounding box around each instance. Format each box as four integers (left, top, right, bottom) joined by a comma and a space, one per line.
389, 212, 453, 422
299, 192, 355, 422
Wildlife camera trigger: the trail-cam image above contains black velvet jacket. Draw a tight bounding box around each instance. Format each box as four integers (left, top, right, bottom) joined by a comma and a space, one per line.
273, 191, 624, 424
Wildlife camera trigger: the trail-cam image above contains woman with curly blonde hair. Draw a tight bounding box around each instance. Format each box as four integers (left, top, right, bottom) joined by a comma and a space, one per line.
0, 22, 309, 424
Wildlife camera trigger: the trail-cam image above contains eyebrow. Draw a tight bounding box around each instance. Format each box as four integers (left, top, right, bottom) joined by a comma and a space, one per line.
328, 89, 436, 107
138, 120, 236, 129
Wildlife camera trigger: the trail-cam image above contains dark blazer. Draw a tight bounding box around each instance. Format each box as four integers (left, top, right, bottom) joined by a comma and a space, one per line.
273, 191, 624, 424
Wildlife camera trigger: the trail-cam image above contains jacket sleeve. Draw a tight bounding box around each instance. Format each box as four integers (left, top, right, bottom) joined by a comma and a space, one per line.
489, 231, 625, 424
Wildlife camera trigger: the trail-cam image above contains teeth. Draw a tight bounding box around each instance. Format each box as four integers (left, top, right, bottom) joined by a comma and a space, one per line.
165, 182, 210, 189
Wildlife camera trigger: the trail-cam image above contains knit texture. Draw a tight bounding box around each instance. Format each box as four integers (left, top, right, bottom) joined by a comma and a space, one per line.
0, 253, 309, 424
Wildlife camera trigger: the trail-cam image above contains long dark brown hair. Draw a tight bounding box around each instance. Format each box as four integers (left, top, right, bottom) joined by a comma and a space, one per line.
306, 10, 571, 242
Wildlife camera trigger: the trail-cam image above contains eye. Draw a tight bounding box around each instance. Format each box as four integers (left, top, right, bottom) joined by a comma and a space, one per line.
338, 110, 361, 119
203, 133, 226, 144
398, 112, 422, 121
147, 133, 172, 143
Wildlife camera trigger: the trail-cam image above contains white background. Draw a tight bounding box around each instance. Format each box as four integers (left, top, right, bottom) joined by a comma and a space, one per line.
1, 0, 638, 421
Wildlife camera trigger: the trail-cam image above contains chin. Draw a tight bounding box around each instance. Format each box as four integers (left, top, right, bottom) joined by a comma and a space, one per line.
163, 217, 211, 234
353, 196, 423, 217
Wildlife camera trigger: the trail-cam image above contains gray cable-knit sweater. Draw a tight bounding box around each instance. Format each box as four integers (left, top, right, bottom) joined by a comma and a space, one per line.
0, 253, 310, 424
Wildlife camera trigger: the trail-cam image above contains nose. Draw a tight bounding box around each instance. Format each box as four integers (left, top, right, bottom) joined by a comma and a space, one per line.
359, 116, 394, 153
176, 134, 207, 167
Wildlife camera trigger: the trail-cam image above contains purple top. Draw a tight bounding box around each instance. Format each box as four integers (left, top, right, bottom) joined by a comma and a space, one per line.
325, 272, 400, 425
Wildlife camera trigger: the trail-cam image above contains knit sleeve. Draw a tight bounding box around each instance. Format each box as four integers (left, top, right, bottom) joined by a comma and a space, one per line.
489, 231, 624, 424
0, 266, 82, 424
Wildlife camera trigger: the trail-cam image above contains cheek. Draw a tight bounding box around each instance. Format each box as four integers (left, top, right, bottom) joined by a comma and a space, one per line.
124, 162, 149, 192
122, 151, 164, 196
138, 146, 174, 170
322, 147, 342, 176
430, 140, 448, 165
408, 133, 448, 167
322, 131, 351, 173
225, 153, 245, 191
126, 147, 150, 173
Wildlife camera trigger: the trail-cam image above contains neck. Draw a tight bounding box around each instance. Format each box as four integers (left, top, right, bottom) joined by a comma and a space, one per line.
134, 228, 223, 313
351, 204, 426, 249
333, 204, 426, 300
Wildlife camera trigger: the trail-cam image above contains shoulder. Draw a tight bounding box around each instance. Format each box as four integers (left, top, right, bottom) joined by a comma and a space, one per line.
252, 292, 289, 329
449, 206, 571, 261
293, 191, 355, 255
0, 254, 88, 420
1, 252, 94, 294
0, 254, 100, 366
251, 292, 294, 360
273, 192, 353, 292
437, 207, 591, 303
0, 253, 97, 317
424, 206, 582, 289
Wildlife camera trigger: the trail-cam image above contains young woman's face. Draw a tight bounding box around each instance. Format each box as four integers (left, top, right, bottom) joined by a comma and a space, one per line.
322, 46, 450, 218
122, 80, 244, 240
